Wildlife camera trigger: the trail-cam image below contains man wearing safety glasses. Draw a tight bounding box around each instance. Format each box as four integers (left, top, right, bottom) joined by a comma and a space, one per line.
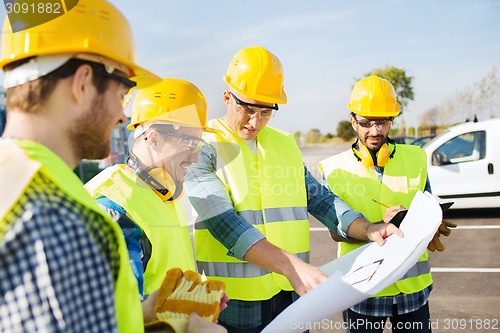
86, 78, 229, 331
0, 1, 161, 332
185, 47, 403, 332
319, 75, 455, 333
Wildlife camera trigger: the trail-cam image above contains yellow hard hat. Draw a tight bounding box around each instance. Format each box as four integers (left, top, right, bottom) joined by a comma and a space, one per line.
128, 78, 217, 133
223, 46, 287, 104
0, 0, 160, 88
348, 75, 401, 117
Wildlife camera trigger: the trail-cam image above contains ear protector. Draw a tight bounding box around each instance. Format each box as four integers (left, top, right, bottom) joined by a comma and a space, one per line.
352, 139, 396, 168
126, 152, 182, 201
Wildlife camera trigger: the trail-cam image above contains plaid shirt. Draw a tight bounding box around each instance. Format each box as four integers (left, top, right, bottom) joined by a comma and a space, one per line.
0, 172, 120, 332
352, 285, 433, 316
185, 142, 364, 328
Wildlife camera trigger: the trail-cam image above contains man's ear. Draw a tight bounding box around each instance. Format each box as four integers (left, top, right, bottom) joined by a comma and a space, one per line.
145, 129, 161, 147
223, 90, 231, 106
71, 64, 94, 106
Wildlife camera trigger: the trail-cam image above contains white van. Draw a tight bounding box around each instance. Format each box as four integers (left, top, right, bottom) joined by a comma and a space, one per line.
423, 118, 500, 209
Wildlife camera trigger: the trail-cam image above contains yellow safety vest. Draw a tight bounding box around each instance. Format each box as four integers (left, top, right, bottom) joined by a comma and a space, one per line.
194, 119, 310, 301
0, 139, 143, 333
85, 165, 196, 294
318, 144, 432, 297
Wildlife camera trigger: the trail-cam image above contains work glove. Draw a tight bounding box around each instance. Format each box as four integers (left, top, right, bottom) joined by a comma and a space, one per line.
145, 268, 226, 333
427, 219, 457, 252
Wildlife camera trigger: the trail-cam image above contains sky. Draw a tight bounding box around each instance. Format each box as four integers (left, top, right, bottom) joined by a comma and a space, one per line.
2, 0, 500, 134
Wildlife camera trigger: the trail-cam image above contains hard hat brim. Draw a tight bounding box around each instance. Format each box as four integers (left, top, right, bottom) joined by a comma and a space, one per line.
128, 63, 161, 89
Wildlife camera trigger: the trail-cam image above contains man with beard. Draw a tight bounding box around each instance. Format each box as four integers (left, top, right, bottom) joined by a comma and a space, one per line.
0, 1, 163, 332
319, 75, 453, 332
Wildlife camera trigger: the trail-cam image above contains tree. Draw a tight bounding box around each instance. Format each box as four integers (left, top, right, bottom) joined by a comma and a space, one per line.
293, 131, 302, 147
361, 66, 414, 114
457, 87, 476, 122
305, 129, 321, 144
424, 67, 500, 127
477, 67, 500, 119
420, 107, 440, 128
337, 120, 355, 141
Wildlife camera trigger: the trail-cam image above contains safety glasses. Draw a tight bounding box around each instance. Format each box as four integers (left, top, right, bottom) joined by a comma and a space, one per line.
230, 93, 278, 118
100, 70, 136, 90
354, 117, 392, 130
158, 131, 205, 153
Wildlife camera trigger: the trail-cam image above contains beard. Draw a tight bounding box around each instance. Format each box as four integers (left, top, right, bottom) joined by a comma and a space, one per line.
70, 93, 113, 161
362, 134, 386, 152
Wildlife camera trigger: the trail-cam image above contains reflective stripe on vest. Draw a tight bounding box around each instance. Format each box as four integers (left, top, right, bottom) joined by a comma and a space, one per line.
0, 140, 143, 333
194, 119, 310, 301
318, 145, 432, 297
197, 252, 309, 278
402, 260, 430, 280
85, 165, 195, 294
194, 207, 308, 229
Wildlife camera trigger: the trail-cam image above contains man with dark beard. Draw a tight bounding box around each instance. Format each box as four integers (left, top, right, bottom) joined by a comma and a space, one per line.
319, 75, 454, 333
0, 1, 161, 332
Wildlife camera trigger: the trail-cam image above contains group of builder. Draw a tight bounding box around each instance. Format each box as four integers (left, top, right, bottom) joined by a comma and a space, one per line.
0, 1, 454, 333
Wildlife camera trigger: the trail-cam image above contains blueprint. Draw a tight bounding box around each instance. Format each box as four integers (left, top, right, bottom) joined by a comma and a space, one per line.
262, 191, 442, 333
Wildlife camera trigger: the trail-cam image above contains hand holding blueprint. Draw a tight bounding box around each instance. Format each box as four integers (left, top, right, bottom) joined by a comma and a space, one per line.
262, 191, 442, 333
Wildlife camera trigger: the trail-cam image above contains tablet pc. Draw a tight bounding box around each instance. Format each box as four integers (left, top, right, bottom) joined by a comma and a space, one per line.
439, 201, 454, 212
389, 201, 455, 227
389, 209, 407, 228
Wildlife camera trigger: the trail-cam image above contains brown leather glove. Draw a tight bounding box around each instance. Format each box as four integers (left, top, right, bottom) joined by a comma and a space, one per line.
145, 268, 226, 332
427, 219, 457, 252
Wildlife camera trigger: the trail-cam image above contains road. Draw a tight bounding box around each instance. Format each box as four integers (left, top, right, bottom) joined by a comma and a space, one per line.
302, 143, 500, 333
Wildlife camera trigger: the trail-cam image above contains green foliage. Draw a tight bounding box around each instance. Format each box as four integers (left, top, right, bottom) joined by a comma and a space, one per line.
361, 66, 414, 114
293, 131, 302, 147
305, 128, 321, 144
337, 120, 356, 141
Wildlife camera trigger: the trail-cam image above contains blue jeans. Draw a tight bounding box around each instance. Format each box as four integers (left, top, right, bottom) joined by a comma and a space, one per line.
343, 302, 431, 333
